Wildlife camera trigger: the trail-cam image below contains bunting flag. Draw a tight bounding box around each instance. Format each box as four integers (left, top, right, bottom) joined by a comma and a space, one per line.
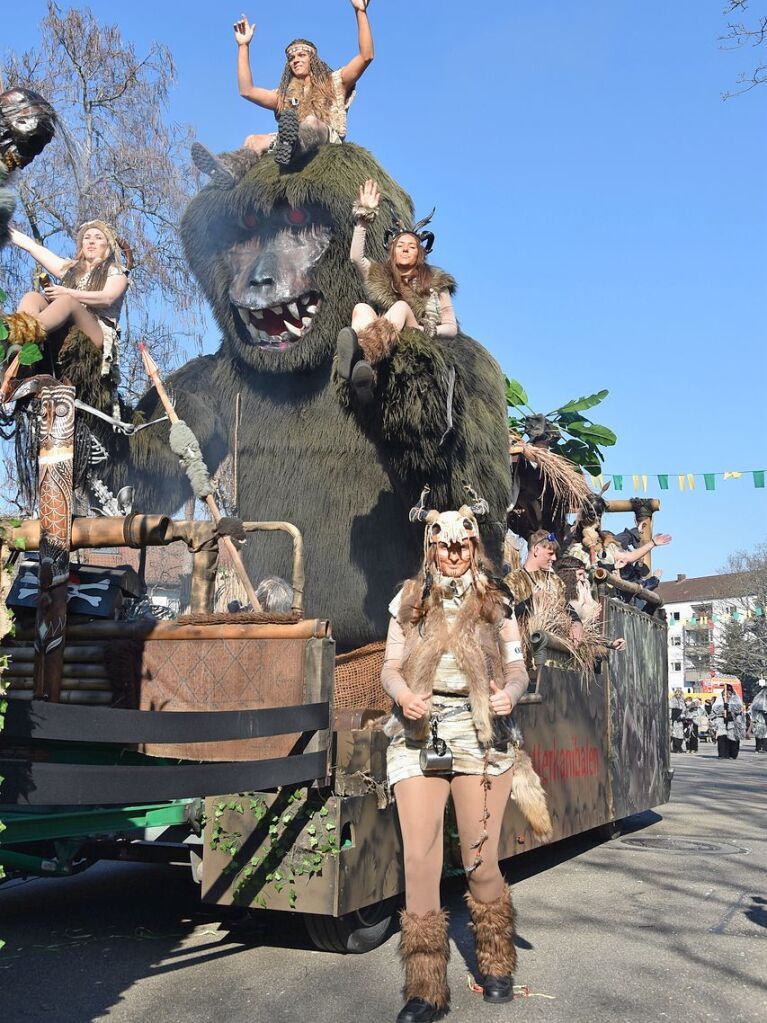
590, 469, 767, 493
682, 605, 767, 625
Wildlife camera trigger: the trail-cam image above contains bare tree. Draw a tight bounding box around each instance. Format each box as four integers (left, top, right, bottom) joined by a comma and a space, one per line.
0, 2, 204, 400
720, 0, 767, 97
716, 541, 767, 699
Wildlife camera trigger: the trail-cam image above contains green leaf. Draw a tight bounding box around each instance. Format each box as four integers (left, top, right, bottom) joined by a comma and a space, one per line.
504, 377, 529, 409
567, 421, 617, 446
557, 390, 608, 415
0, 287, 8, 304
0, 320, 8, 342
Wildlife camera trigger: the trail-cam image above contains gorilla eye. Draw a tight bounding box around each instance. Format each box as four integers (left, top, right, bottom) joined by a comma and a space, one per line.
285, 207, 311, 227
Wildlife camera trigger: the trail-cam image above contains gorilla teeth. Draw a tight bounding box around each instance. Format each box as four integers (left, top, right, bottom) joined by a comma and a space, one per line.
284, 320, 303, 338
287, 302, 300, 319
305, 304, 318, 315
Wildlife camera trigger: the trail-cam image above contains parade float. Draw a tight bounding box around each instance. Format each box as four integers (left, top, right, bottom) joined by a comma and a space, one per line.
0, 82, 671, 953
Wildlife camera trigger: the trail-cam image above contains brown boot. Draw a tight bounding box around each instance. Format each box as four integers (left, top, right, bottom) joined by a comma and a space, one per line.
356, 315, 400, 365
3, 312, 46, 345
466, 886, 516, 1004
397, 909, 450, 1022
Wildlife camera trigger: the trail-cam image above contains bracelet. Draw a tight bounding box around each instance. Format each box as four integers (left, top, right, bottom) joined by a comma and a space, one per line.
651, 539, 657, 548
351, 201, 377, 224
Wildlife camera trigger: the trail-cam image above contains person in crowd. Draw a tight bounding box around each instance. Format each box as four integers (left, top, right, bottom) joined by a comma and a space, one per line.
255, 575, 294, 613
683, 697, 699, 754
336, 178, 457, 401
695, 698, 711, 743
8, 220, 129, 379
750, 679, 767, 753
670, 688, 686, 753
380, 495, 551, 1022
712, 684, 746, 759
192, 1, 374, 181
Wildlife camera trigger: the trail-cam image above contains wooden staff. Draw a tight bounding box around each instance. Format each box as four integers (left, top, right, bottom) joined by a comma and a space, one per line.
139, 343, 261, 611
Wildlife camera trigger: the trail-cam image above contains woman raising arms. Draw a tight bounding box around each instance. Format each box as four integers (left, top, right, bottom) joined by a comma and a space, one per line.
337, 178, 457, 401
9, 219, 129, 374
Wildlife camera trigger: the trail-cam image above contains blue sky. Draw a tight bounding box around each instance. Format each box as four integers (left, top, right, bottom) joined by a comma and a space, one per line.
3, 1, 765, 580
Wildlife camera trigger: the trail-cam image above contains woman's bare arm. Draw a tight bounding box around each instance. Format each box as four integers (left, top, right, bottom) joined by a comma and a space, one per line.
44, 272, 128, 310
9, 228, 69, 277
234, 15, 279, 109
340, 0, 375, 91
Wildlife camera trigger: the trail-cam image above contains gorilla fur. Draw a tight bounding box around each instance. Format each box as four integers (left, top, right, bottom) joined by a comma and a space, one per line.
118, 144, 511, 650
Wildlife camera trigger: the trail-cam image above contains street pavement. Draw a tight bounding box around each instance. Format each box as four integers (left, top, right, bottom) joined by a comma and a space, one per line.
0, 742, 764, 1023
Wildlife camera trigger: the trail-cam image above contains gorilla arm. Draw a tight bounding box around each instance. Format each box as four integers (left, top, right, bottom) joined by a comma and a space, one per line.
116, 354, 229, 515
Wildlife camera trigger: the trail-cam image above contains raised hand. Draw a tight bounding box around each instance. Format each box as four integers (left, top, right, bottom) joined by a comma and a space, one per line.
233, 14, 255, 45
349, 0, 371, 12
652, 533, 672, 547
357, 178, 380, 211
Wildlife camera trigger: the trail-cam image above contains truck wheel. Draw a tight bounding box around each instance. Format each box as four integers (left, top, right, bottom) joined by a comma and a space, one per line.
304, 897, 398, 954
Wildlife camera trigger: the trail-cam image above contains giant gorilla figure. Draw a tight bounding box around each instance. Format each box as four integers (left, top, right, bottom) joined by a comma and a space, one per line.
124, 144, 510, 649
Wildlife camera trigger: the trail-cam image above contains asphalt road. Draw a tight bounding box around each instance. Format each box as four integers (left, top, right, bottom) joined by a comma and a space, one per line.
1, 743, 764, 1023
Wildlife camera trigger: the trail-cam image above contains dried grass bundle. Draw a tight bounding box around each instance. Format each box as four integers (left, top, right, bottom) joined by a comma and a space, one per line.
510, 433, 592, 514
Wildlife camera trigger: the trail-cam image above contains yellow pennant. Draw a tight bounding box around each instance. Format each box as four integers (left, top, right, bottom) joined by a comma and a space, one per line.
723, 471, 743, 480
678, 474, 686, 491
688, 473, 695, 490
633, 474, 640, 491
642, 474, 648, 493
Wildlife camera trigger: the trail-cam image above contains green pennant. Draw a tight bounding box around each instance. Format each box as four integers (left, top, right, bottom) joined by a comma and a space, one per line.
704, 474, 716, 491
657, 474, 669, 490
754, 470, 765, 489
612, 474, 623, 491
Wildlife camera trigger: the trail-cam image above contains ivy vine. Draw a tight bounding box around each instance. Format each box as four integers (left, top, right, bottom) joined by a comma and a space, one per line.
209, 786, 340, 910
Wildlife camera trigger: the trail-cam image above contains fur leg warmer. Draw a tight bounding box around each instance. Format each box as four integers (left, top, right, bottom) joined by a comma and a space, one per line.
399, 909, 450, 1011
511, 750, 553, 842
3, 312, 47, 345
356, 316, 400, 365
466, 886, 517, 977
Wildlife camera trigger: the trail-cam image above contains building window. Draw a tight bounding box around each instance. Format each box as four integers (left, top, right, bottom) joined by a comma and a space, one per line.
671, 637, 682, 646
672, 662, 682, 672
672, 611, 681, 622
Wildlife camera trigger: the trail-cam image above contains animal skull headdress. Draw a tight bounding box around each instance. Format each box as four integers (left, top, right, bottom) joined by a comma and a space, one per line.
384, 202, 437, 255
0, 88, 56, 171
409, 484, 490, 579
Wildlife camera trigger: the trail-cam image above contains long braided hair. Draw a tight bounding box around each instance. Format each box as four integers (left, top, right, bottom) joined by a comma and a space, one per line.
276, 40, 336, 123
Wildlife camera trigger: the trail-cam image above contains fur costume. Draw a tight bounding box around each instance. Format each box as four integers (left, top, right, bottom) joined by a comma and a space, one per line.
365, 262, 457, 326
356, 315, 400, 365
393, 575, 507, 745
399, 909, 450, 1011
113, 144, 511, 649
466, 887, 517, 977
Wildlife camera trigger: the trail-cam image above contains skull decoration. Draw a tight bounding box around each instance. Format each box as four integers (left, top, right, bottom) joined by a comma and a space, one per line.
0, 88, 56, 171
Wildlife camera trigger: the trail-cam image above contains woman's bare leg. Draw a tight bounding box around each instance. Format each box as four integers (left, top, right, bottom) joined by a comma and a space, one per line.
351, 303, 377, 332
17, 292, 48, 316
243, 133, 276, 155
451, 770, 515, 904
384, 299, 420, 331
33, 296, 103, 348
393, 775, 450, 915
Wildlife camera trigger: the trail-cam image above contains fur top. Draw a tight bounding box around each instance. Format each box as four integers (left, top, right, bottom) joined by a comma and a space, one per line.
365, 262, 457, 323
394, 575, 508, 745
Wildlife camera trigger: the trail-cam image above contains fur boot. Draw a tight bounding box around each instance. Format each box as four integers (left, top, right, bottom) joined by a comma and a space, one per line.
356, 316, 400, 365
466, 886, 517, 978
511, 750, 553, 841
398, 909, 450, 1012
3, 312, 46, 346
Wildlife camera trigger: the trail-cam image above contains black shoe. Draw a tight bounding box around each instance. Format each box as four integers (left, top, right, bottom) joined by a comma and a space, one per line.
483, 975, 514, 1003
396, 998, 441, 1023
337, 327, 361, 380
273, 104, 300, 167
191, 141, 235, 188
350, 359, 375, 404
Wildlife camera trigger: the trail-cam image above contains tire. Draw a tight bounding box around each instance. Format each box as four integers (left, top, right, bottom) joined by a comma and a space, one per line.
304, 897, 398, 954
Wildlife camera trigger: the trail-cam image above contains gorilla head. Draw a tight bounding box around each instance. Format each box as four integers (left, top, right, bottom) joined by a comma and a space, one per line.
180, 144, 413, 375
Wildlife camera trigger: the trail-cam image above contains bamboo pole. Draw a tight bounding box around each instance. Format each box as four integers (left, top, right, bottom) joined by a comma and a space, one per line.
594, 567, 663, 607
139, 344, 261, 610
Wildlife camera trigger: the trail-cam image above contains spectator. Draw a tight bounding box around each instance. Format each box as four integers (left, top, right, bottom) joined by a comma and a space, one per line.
711, 685, 746, 760
256, 575, 294, 613
750, 680, 767, 753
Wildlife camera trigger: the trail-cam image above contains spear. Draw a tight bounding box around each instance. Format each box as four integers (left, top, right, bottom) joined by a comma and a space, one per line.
139, 343, 261, 611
